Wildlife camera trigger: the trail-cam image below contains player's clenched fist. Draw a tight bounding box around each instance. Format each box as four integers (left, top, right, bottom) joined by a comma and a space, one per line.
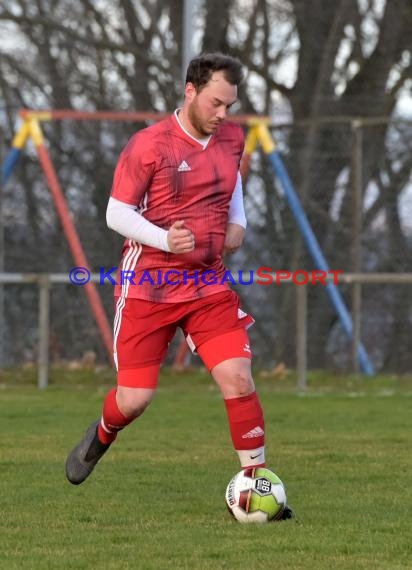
167, 220, 195, 254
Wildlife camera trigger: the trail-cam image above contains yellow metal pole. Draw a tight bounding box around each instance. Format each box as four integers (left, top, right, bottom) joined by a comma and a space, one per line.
255, 123, 277, 154
11, 121, 31, 150
244, 126, 259, 155
27, 117, 45, 147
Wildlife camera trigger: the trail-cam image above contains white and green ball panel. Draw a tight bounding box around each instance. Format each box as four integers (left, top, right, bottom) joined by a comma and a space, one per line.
225, 467, 287, 523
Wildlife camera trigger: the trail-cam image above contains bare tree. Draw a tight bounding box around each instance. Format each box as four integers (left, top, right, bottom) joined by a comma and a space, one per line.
0, 0, 411, 370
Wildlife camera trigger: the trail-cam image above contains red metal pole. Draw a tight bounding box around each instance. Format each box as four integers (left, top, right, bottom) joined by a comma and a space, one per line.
19, 108, 271, 125
35, 141, 114, 363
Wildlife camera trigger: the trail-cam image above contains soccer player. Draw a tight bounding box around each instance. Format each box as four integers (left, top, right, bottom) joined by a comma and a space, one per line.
65, 52, 292, 519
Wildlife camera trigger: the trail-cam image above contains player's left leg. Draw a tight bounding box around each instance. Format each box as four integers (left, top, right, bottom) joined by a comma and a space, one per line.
184, 291, 294, 519
197, 331, 266, 469
200, 336, 294, 520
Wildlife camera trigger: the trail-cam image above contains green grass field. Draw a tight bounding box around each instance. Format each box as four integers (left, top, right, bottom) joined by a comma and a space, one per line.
1, 368, 412, 569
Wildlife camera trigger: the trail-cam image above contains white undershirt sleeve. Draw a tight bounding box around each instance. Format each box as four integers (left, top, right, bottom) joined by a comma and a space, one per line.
107, 171, 245, 250
228, 172, 247, 228
106, 197, 171, 252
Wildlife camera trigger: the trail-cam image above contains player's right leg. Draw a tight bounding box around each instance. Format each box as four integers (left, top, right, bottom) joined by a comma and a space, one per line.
65, 384, 157, 485
65, 297, 176, 485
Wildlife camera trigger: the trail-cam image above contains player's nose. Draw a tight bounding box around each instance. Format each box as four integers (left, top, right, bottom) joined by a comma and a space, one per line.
216, 105, 227, 120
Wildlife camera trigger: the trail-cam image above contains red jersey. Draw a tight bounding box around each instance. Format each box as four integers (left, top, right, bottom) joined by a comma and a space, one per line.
111, 112, 244, 302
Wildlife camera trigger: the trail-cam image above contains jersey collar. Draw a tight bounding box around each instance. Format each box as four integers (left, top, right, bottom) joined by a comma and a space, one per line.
173, 109, 212, 149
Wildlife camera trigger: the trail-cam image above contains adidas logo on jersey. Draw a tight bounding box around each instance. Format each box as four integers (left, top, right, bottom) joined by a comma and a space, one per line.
177, 160, 191, 172
241, 426, 264, 439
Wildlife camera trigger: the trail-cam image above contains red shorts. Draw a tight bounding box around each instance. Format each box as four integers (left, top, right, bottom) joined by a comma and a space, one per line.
113, 290, 254, 387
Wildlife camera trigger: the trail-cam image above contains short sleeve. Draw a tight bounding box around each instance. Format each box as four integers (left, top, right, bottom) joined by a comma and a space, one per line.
111, 132, 157, 206
235, 123, 245, 168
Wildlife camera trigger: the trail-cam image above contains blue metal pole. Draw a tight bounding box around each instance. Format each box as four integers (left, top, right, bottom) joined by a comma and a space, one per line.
1, 147, 22, 184
267, 149, 374, 375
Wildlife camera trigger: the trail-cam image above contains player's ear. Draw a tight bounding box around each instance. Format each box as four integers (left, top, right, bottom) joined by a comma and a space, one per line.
184, 82, 197, 102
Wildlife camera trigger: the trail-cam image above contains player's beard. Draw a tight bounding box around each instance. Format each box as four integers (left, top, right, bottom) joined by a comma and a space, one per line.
188, 98, 216, 137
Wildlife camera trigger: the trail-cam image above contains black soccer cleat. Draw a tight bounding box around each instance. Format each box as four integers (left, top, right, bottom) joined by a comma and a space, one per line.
280, 505, 294, 520
65, 420, 111, 485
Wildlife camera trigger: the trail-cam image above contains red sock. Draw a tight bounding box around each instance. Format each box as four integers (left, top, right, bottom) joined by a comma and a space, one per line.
224, 391, 266, 468
97, 388, 134, 444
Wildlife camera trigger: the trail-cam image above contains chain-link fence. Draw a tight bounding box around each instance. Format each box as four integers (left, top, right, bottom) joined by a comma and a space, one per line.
1, 117, 411, 373
234, 117, 412, 373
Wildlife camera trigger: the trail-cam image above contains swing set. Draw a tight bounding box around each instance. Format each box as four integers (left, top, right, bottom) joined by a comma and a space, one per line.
1, 109, 374, 375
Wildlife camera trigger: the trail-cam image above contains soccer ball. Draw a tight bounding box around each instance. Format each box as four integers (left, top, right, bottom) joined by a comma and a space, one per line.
225, 467, 287, 523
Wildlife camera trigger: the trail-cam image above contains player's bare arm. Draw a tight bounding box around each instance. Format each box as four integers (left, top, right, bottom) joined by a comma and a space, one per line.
223, 222, 246, 255
167, 220, 195, 254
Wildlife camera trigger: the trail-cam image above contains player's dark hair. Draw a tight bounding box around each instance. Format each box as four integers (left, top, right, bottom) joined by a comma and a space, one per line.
186, 53, 244, 91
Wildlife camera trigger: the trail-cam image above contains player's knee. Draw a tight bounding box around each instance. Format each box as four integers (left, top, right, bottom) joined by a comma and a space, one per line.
212, 359, 255, 398
116, 387, 156, 418
231, 371, 254, 397
119, 396, 152, 419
